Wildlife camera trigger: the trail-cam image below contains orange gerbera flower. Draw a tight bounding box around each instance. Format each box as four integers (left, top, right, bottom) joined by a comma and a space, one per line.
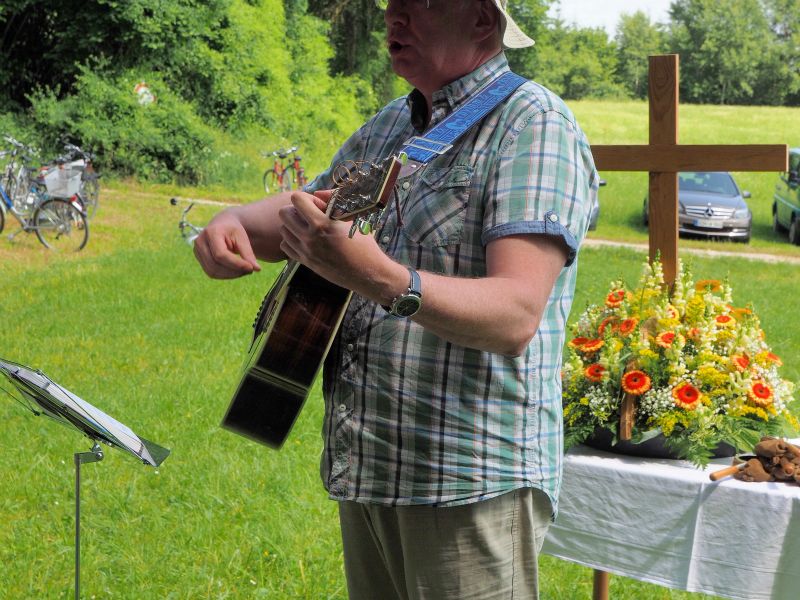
686, 327, 701, 341
748, 380, 773, 407
621, 370, 651, 396
605, 289, 626, 308
568, 336, 589, 349
731, 354, 750, 372
598, 316, 618, 336
584, 364, 606, 382
672, 383, 703, 410
715, 314, 735, 328
731, 307, 752, 320
764, 352, 783, 367
618, 317, 639, 336
695, 279, 722, 292
580, 339, 605, 354
655, 331, 682, 348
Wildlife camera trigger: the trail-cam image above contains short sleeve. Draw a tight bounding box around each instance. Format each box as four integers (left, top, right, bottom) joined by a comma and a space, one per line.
482, 107, 598, 266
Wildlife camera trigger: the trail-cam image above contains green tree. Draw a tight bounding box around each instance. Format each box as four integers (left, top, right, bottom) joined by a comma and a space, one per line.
668, 0, 775, 104
760, 0, 800, 105
535, 21, 623, 99
614, 11, 667, 99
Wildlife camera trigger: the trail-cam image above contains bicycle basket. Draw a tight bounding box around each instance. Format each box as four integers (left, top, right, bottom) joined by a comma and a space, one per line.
43, 167, 82, 198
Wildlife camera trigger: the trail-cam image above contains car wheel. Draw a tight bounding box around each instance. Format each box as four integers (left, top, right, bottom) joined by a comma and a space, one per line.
790, 218, 800, 246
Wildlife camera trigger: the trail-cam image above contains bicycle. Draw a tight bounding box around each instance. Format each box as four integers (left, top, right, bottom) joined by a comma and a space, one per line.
0, 135, 39, 214
261, 146, 307, 194
169, 197, 203, 245
0, 166, 89, 252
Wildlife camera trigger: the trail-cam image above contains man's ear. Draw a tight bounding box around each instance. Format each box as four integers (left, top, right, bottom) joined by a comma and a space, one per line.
473, 0, 501, 45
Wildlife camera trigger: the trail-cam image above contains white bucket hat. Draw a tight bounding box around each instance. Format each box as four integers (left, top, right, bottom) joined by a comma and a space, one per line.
492, 0, 535, 48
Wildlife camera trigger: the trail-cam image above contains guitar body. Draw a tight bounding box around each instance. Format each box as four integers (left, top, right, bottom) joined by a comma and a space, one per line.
220, 153, 403, 449
222, 263, 352, 448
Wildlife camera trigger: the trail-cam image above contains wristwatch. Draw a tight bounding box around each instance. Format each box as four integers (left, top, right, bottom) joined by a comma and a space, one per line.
384, 268, 422, 318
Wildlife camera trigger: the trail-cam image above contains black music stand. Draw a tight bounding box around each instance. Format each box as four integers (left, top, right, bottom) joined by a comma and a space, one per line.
0, 357, 170, 599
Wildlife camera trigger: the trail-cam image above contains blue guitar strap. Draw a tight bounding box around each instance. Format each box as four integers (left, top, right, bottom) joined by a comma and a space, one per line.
400, 71, 528, 165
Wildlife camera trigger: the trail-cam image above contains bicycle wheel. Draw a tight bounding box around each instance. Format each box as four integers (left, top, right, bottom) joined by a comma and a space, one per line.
263, 168, 284, 194
281, 165, 297, 191
80, 174, 100, 219
33, 198, 89, 251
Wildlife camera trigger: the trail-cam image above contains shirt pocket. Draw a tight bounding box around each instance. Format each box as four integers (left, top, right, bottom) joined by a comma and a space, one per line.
400, 165, 473, 247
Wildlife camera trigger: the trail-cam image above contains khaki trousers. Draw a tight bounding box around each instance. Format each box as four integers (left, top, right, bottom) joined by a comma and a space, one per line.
338, 487, 552, 600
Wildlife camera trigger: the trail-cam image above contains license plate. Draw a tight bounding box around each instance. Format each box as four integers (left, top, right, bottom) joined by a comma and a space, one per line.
694, 218, 724, 229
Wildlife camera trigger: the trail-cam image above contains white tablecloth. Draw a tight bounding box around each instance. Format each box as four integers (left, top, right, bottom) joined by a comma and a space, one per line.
542, 445, 800, 600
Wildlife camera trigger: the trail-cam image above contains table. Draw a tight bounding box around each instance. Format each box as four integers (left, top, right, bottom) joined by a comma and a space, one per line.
542, 445, 800, 600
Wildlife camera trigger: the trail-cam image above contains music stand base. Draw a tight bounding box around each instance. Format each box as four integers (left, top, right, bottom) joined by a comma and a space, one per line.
75, 443, 103, 600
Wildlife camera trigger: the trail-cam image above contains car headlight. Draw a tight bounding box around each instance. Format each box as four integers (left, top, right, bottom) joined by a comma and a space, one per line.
732, 207, 750, 219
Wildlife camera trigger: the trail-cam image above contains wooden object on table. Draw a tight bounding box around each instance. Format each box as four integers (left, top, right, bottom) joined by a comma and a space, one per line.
619, 393, 637, 441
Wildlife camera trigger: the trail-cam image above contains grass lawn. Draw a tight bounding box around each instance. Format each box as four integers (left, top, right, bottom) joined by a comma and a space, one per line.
1, 101, 799, 598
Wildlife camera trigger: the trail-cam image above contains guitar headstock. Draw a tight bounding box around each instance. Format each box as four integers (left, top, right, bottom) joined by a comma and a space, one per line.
328, 154, 405, 236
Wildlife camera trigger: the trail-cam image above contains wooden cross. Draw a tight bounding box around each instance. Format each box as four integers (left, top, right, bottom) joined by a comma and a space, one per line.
590, 54, 789, 287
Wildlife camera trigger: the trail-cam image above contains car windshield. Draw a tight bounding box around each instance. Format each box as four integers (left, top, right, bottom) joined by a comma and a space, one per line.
679, 172, 738, 196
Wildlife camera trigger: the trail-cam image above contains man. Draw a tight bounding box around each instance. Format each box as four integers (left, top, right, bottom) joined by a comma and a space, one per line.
194, 0, 598, 598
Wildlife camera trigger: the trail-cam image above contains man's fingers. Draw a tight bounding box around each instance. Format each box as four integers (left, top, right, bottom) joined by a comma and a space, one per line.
194, 225, 260, 279
228, 229, 261, 272
313, 189, 334, 212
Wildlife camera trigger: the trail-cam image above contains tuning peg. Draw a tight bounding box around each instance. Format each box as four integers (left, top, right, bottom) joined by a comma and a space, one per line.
359, 219, 373, 235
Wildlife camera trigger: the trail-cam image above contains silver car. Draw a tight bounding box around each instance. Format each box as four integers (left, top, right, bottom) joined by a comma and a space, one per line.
643, 172, 752, 243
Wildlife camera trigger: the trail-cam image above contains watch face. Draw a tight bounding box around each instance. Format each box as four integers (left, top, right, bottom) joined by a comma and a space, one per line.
394, 295, 421, 317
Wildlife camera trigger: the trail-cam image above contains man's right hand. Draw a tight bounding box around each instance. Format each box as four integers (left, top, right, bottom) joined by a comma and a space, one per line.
193, 212, 262, 279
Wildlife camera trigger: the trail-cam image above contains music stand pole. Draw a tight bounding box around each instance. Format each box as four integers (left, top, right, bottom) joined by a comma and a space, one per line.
75, 443, 103, 600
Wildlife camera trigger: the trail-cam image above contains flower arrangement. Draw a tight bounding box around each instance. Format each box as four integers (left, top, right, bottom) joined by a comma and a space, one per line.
562, 257, 798, 467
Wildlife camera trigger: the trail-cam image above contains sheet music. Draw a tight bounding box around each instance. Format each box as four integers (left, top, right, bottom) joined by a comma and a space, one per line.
0, 358, 167, 466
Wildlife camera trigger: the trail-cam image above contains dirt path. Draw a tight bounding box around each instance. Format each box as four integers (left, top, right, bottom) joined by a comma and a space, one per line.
584, 238, 800, 265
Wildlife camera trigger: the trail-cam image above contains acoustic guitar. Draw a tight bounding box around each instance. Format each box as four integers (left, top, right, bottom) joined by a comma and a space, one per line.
222, 154, 404, 448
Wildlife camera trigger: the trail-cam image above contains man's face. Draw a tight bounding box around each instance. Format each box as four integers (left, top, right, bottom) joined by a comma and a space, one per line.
384, 0, 481, 94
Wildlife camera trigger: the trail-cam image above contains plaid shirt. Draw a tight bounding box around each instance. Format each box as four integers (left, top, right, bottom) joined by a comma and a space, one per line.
307, 53, 598, 513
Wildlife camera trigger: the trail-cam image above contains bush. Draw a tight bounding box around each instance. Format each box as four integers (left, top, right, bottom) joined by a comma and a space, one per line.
28, 68, 217, 184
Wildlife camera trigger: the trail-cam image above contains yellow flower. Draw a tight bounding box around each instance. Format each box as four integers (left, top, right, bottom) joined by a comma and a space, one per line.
685, 296, 706, 323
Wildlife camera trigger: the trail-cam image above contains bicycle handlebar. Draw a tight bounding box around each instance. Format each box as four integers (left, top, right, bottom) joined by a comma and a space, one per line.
261, 145, 300, 159
2, 135, 37, 155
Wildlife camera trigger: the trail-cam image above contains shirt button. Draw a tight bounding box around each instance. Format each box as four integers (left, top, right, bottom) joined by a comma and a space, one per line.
401, 181, 411, 190
381, 235, 391, 243
338, 404, 347, 413
346, 343, 354, 352
549, 213, 559, 223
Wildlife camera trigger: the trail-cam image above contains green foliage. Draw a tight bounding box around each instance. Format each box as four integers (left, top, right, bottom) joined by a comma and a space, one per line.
535, 23, 627, 99
668, 0, 782, 105
28, 68, 218, 183
615, 12, 668, 99
2, 0, 369, 187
